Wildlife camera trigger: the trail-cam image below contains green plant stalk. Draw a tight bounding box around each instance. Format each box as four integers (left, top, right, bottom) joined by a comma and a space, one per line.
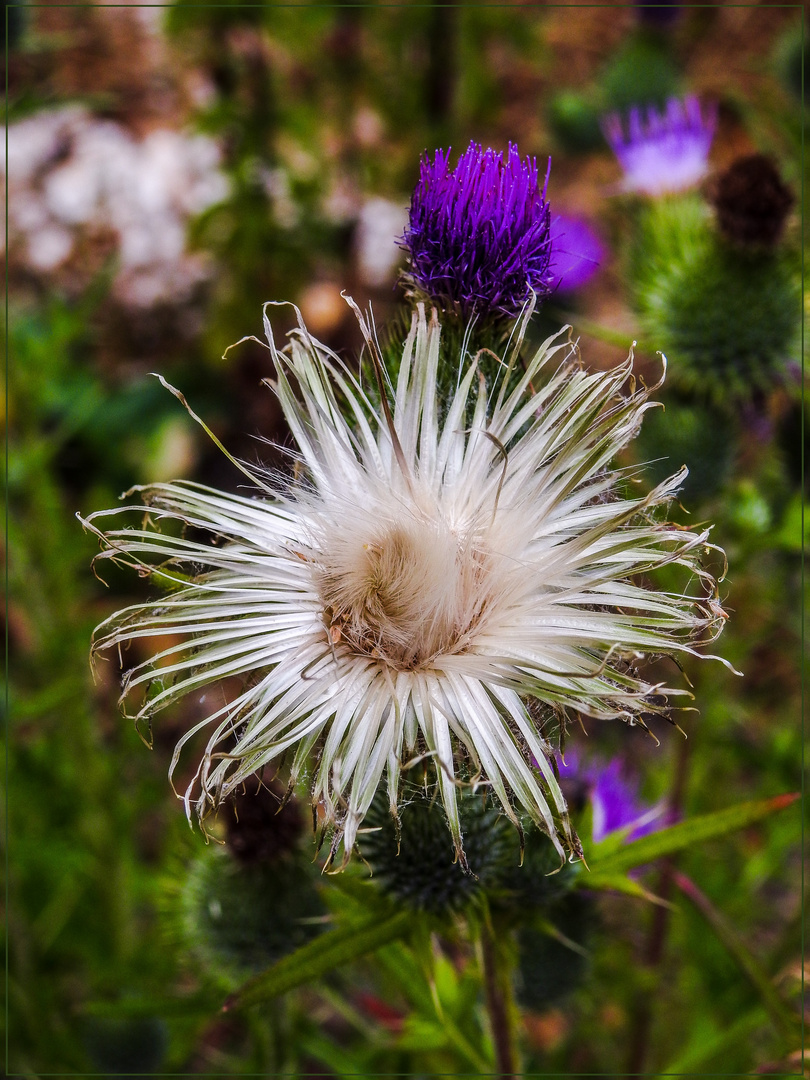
440, 1012, 493, 1075
480, 921, 517, 1079
297, 1029, 369, 1079
627, 730, 691, 1076
407, 928, 493, 1075
673, 871, 799, 1041
223, 909, 411, 1012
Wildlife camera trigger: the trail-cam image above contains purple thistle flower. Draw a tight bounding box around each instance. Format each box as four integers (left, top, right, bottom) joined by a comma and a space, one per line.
400, 141, 555, 319
557, 752, 665, 843
603, 96, 717, 197
589, 759, 665, 843
548, 214, 605, 293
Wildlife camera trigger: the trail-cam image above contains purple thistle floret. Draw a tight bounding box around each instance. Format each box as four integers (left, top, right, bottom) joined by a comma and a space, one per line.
400, 142, 555, 319
603, 96, 717, 197
548, 213, 604, 293
588, 758, 665, 843
557, 752, 665, 843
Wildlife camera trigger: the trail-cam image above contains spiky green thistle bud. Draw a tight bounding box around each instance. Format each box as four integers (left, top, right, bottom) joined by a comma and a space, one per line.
178, 848, 324, 982
492, 828, 577, 914
359, 785, 577, 918
631, 196, 800, 403
359, 786, 520, 915
170, 787, 323, 982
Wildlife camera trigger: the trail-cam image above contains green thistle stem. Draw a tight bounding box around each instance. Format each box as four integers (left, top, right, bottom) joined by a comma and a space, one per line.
480, 922, 517, 1079
626, 735, 690, 1074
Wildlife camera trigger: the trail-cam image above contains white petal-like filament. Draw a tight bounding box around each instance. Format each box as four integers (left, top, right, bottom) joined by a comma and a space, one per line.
80, 301, 729, 868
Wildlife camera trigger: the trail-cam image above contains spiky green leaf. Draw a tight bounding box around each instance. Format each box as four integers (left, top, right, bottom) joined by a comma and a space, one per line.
223, 910, 411, 1011
583, 793, 798, 882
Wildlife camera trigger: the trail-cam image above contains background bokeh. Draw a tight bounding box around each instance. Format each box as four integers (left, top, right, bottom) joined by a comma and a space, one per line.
5, 2, 805, 1075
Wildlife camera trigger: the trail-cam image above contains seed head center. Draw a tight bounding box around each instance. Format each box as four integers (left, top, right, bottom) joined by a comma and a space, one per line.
318, 517, 492, 670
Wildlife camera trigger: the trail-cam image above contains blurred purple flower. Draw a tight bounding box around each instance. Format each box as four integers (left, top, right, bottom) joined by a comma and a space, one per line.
548, 214, 604, 293
400, 141, 555, 318
603, 96, 717, 197
557, 752, 665, 842
589, 758, 665, 842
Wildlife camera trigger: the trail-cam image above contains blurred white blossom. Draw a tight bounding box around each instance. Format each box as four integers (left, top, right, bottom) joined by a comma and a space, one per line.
3, 106, 229, 306
354, 197, 408, 287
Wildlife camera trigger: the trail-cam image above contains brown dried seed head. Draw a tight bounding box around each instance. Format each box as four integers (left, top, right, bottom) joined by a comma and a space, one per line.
709, 153, 794, 248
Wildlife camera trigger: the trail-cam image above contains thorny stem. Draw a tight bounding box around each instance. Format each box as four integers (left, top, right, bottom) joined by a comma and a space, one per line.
626, 733, 691, 1076
480, 921, 517, 1079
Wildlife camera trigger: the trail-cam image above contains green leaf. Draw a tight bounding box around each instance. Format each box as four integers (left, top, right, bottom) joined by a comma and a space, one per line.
376, 935, 492, 1074
223, 909, 411, 1012
673, 871, 799, 1040
578, 870, 671, 906
397, 1005, 491, 1073
377, 940, 434, 1011
655, 1008, 767, 1075
396, 1015, 451, 1052
298, 1029, 374, 1078
583, 793, 799, 882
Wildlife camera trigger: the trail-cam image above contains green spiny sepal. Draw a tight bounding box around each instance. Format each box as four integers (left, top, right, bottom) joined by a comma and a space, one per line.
377, 299, 542, 438
167, 782, 324, 984
627, 194, 708, 296
358, 785, 519, 916
490, 826, 578, 917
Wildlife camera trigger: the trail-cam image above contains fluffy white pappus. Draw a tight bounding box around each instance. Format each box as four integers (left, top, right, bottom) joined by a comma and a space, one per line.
79, 298, 733, 869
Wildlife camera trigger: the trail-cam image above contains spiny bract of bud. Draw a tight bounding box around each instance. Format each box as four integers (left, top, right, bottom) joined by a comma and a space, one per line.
359, 787, 518, 915
631, 198, 800, 402
178, 849, 324, 981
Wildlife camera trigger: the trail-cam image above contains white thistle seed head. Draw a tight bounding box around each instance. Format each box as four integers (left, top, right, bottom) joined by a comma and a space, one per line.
80, 298, 732, 869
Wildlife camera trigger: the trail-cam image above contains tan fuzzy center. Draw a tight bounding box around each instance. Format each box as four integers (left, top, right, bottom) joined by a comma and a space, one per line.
318, 517, 492, 670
